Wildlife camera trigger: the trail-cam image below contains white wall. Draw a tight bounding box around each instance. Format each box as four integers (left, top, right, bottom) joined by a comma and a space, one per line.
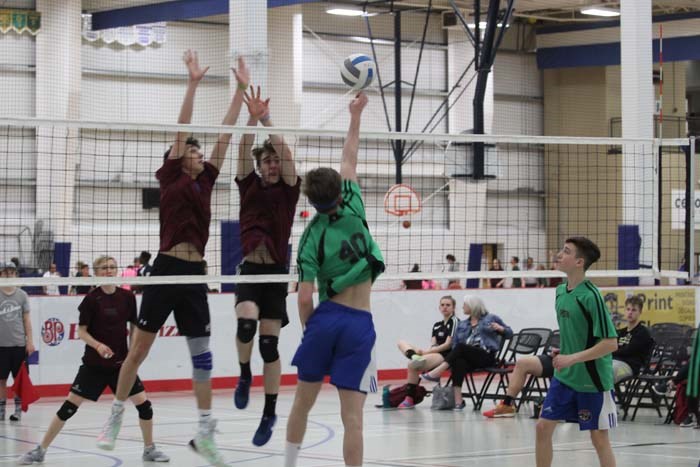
19, 285, 699, 387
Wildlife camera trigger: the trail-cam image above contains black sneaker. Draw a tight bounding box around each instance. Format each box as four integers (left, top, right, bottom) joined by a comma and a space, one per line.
680, 414, 695, 427
652, 381, 672, 397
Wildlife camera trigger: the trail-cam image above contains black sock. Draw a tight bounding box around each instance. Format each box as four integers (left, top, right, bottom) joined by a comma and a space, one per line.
405, 349, 416, 360
263, 393, 277, 417
503, 395, 514, 406
406, 383, 417, 399
240, 362, 252, 381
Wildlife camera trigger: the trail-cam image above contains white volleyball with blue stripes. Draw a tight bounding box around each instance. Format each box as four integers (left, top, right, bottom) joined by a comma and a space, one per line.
341, 53, 375, 90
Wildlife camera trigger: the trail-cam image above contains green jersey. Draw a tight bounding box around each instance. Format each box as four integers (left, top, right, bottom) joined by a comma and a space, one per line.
297, 179, 384, 302
554, 279, 617, 392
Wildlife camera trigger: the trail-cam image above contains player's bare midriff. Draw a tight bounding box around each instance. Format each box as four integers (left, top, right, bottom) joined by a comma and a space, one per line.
161, 242, 203, 262
330, 278, 372, 313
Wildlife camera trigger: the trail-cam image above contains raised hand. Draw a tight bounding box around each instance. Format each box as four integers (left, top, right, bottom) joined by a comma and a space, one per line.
183, 49, 209, 83
243, 85, 270, 121
349, 91, 368, 116
232, 56, 250, 88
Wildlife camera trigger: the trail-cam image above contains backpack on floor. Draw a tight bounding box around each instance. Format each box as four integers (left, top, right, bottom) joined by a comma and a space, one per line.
379, 384, 428, 408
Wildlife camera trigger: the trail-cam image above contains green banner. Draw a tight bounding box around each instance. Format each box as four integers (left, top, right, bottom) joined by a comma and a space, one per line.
0, 9, 40, 35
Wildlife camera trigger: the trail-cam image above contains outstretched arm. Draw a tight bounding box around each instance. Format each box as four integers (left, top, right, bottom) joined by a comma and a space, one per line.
209, 56, 249, 171
170, 50, 209, 160
339, 92, 368, 182
236, 85, 269, 180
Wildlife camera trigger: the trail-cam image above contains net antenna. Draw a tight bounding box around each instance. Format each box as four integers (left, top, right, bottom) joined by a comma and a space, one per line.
384, 183, 421, 217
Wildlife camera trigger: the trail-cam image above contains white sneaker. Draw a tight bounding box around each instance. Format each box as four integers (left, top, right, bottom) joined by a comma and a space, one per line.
97, 405, 124, 450
142, 444, 170, 462
189, 419, 226, 466
18, 445, 45, 464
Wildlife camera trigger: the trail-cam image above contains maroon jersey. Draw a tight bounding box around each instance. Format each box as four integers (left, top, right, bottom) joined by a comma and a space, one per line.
236, 171, 301, 265
156, 158, 219, 257
78, 287, 137, 369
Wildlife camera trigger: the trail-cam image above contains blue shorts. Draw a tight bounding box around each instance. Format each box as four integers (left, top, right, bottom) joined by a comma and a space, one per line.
540, 378, 617, 431
292, 301, 378, 394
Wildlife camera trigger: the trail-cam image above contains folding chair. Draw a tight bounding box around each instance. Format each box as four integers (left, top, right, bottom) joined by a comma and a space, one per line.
518, 330, 559, 412
458, 335, 511, 410
624, 334, 690, 422
475, 331, 543, 411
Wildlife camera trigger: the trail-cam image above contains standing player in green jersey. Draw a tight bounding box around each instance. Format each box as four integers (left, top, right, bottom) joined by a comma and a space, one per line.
536, 236, 618, 467
284, 91, 384, 467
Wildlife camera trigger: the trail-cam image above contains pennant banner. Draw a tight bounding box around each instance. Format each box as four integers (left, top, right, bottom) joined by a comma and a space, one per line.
82, 14, 166, 47
0, 9, 41, 35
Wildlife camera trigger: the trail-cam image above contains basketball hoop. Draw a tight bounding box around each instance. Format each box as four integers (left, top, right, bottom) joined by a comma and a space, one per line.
384, 184, 421, 217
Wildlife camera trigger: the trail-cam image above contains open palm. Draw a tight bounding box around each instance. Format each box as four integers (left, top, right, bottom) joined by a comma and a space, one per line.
243, 85, 270, 120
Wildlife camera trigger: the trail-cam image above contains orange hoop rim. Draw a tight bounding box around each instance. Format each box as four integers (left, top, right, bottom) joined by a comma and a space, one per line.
383, 183, 422, 217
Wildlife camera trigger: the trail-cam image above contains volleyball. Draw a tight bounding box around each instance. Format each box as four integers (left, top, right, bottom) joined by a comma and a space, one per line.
341, 54, 375, 90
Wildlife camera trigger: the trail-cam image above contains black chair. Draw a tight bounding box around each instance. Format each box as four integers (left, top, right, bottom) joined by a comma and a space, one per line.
456, 335, 511, 409
518, 330, 560, 412
623, 334, 690, 422
475, 331, 543, 411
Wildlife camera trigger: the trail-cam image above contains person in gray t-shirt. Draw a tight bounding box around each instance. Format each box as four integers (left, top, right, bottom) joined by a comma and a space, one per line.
0, 261, 34, 421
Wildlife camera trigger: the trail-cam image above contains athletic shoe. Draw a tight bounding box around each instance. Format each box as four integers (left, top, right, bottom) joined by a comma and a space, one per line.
97, 405, 124, 450
408, 355, 427, 370
234, 377, 251, 409
420, 372, 440, 383
483, 402, 516, 418
652, 381, 673, 397
9, 410, 21, 422
453, 401, 466, 411
252, 414, 277, 446
189, 419, 226, 466
680, 414, 695, 427
398, 397, 415, 409
18, 445, 45, 464
142, 444, 170, 462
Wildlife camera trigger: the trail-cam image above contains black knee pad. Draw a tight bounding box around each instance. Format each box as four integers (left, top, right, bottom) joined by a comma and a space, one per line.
136, 400, 153, 420
56, 401, 79, 421
237, 318, 257, 343
259, 335, 279, 363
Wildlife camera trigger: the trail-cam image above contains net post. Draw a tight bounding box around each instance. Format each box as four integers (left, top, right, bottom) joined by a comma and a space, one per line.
689, 137, 697, 283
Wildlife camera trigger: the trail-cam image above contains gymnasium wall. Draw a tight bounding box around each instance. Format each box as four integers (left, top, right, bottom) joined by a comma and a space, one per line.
0, 6, 548, 276
17, 286, 699, 395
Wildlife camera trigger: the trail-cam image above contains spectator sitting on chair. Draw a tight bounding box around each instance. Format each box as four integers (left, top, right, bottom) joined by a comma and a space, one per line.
421, 295, 512, 410
524, 257, 538, 288
42, 263, 61, 296
120, 258, 139, 292
71, 263, 93, 295
611, 295, 654, 384
488, 258, 505, 289
403, 264, 422, 290
396, 296, 459, 409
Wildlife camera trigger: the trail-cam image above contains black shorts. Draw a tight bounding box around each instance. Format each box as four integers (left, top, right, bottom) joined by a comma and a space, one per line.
138, 254, 210, 337
235, 262, 289, 327
0, 346, 25, 380
538, 354, 554, 378
70, 364, 145, 402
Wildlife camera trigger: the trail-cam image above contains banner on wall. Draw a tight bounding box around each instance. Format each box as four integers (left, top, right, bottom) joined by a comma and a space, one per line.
601, 287, 696, 327
81, 14, 166, 47
0, 9, 41, 35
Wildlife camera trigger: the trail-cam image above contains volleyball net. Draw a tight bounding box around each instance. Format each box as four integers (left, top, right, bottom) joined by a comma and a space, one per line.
0, 117, 694, 291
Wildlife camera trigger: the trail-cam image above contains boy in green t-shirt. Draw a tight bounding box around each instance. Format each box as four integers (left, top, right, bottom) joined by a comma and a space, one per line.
284, 92, 385, 467
536, 237, 618, 467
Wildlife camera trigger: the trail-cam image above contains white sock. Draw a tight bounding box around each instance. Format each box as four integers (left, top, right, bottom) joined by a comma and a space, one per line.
284, 441, 301, 467
198, 409, 212, 425
112, 400, 125, 411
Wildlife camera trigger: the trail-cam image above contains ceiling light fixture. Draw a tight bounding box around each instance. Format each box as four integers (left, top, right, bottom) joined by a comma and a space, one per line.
326, 8, 368, 17
580, 6, 620, 17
